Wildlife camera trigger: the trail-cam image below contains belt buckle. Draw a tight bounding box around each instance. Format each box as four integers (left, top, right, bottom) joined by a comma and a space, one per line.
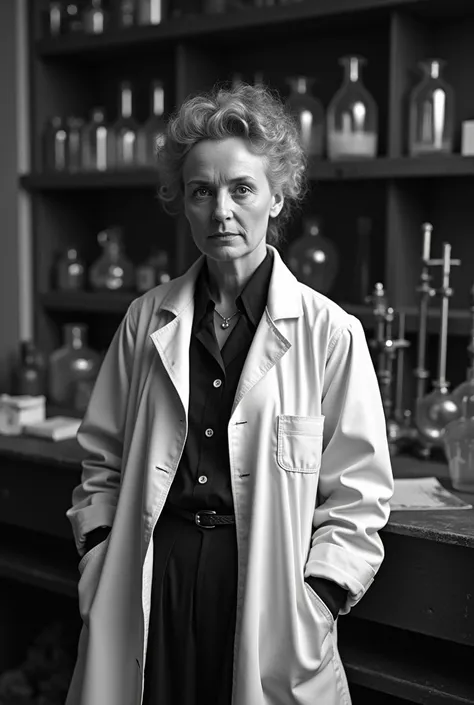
195, 509, 216, 529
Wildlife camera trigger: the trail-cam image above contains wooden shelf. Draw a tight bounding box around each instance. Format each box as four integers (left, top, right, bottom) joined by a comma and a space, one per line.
20, 157, 474, 191
36, 0, 409, 58
40, 291, 137, 313
19, 169, 159, 191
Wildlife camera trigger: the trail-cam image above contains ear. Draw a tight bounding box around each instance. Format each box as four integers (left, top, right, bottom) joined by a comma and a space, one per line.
269, 191, 284, 219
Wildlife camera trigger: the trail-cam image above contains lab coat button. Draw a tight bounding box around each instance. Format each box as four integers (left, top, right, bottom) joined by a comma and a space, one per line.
205, 428, 214, 437
213, 379, 222, 388
198, 475, 208, 484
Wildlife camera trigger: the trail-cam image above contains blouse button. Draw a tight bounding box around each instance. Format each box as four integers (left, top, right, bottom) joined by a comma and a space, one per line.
213, 379, 222, 388
205, 428, 214, 438
198, 475, 208, 484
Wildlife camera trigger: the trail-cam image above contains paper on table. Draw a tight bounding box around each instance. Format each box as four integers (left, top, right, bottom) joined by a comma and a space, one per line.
391, 477, 472, 511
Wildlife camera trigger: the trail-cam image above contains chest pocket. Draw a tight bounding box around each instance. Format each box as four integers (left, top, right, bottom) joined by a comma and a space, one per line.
277, 415, 324, 473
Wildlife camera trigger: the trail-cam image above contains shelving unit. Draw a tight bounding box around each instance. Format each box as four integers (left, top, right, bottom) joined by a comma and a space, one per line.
23, 0, 474, 411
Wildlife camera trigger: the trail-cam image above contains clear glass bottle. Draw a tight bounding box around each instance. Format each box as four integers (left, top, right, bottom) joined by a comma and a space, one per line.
48, 1, 64, 36
112, 81, 138, 169
82, 107, 114, 171
89, 227, 135, 291
444, 394, 474, 492
56, 248, 86, 290
137, 80, 166, 167
286, 216, 339, 294
286, 76, 325, 158
48, 324, 102, 408
66, 116, 84, 172
83, 0, 109, 33
12, 341, 47, 397
135, 247, 170, 292
42, 117, 68, 172
117, 0, 137, 28
327, 55, 378, 160
408, 59, 454, 157
137, 0, 162, 24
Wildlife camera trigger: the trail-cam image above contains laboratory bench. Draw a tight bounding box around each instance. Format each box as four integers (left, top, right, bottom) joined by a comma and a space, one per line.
0, 435, 473, 705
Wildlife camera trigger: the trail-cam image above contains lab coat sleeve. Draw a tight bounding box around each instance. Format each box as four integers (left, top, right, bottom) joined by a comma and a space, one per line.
304, 316, 394, 615
66, 302, 138, 556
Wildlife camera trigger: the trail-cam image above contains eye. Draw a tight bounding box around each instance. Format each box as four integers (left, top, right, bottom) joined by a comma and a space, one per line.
235, 185, 252, 196
192, 187, 212, 199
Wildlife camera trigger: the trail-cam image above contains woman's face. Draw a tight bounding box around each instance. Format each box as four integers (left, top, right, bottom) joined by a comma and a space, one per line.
182, 137, 283, 265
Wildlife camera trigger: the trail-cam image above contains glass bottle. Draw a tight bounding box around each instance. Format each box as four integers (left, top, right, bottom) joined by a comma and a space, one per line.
286, 76, 325, 158
112, 81, 138, 169
408, 59, 454, 157
56, 248, 86, 290
444, 394, 474, 492
137, 0, 162, 24
137, 80, 166, 167
89, 227, 135, 291
451, 368, 474, 419
82, 107, 114, 171
66, 116, 84, 172
48, 1, 64, 36
117, 0, 137, 28
48, 324, 102, 408
286, 216, 339, 294
83, 0, 109, 33
327, 55, 378, 160
42, 117, 68, 172
64, 2, 83, 33
12, 341, 47, 397
135, 248, 170, 292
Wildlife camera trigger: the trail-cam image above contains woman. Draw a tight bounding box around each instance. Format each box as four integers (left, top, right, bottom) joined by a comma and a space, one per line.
65, 83, 393, 705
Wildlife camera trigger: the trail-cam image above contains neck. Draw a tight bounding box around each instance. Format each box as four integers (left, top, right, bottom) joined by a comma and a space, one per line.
206, 244, 267, 311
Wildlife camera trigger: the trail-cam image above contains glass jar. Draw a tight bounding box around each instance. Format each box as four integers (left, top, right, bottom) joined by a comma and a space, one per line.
408, 59, 455, 157
66, 116, 84, 172
83, 0, 109, 33
48, 324, 102, 408
286, 216, 339, 294
112, 81, 138, 169
12, 341, 47, 397
286, 76, 325, 158
42, 117, 68, 171
137, 80, 166, 167
137, 0, 162, 24
56, 248, 86, 290
82, 107, 113, 171
444, 394, 474, 492
327, 55, 378, 160
89, 227, 135, 291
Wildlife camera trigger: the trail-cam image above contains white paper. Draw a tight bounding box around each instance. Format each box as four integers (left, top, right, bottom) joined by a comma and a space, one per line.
390, 477, 472, 511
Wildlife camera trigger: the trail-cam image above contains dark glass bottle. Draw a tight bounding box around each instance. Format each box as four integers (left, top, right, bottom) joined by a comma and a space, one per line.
12, 341, 47, 396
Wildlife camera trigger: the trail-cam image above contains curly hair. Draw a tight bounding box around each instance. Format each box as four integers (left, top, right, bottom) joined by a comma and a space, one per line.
156, 82, 308, 246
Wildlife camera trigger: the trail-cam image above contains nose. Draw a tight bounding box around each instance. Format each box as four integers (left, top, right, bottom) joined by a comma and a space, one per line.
213, 190, 233, 223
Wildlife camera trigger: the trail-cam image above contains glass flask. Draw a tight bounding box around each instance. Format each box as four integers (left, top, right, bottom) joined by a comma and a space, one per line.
444, 394, 474, 492
66, 116, 84, 172
82, 107, 114, 171
286, 216, 339, 294
286, 76, 325, 158
112, 81, 138, 169
451, 367, 474, 420
12, 341, 47, 397
89, 227, 135, 291
408, 59, 454, 156
137, 0, 162, 24
83, 0, 109, 33
42, 117, 68, 171
415, 382, 460, 447
56, 248, 86, 290
48, 324, 102, 408
327, 55, 378, 160
137, 80, 166, 167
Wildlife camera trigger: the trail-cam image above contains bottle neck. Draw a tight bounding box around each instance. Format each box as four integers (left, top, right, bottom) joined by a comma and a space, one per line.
343, 57, 362, 84
120, 84, 133, 119
65, 326, 86, 350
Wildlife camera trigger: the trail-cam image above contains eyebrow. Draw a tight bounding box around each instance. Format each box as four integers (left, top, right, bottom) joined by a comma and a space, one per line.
186, 176, 257, 186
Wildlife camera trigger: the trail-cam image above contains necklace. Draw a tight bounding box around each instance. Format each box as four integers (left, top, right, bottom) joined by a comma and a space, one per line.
214, 308, 240, 329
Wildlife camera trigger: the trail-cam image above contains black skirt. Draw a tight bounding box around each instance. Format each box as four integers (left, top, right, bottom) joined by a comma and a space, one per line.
142, 509, 238, 705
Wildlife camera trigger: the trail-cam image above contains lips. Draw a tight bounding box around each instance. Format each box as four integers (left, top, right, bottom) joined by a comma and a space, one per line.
211, 232, 238, 237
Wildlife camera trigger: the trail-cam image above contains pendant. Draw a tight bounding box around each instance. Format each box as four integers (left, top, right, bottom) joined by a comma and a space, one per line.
221, 320, 230, 329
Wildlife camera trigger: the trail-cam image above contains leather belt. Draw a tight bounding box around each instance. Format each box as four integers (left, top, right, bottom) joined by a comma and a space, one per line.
164, 503, 236, 529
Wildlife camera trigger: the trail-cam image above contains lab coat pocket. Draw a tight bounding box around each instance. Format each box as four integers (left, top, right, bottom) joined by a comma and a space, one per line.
277, 415, 324, 473
77, 536, 110, 626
